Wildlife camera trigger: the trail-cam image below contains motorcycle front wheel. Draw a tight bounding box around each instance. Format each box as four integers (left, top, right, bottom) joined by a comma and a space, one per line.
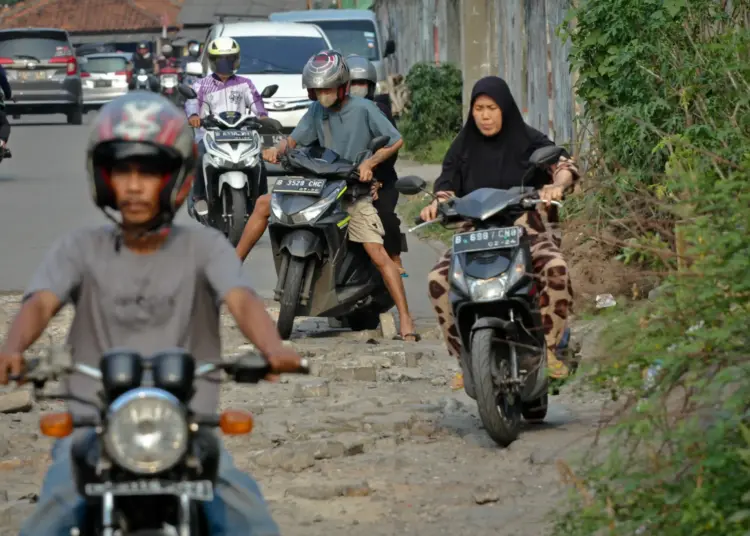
277, 256, 306, 340
224, 187, 247, 246
471, 328, 522, 447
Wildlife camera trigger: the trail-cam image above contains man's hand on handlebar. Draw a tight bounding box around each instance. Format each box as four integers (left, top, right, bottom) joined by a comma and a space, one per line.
264, 346, 305, 382
188, 114, 201, 128
357, 161, 375, 182
0, 351, 25, 385
263, 147, 279, 164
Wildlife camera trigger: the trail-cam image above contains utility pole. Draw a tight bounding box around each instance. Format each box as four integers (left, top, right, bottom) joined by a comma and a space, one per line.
306, 0, 312, 8
336, 0, 342, 7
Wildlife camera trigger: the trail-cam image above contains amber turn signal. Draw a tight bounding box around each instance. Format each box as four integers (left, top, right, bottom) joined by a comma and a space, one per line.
219, 409, 254, 435
39, 412, 74, 438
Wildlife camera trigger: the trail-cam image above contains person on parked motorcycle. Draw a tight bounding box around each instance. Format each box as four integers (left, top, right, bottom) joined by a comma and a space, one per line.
0, 63, 12, 156
185, 36, 269, 218
345, 54, 407, 277
0, 92, 301, 536
236, 50, 419, 342
421, 76, 580, 388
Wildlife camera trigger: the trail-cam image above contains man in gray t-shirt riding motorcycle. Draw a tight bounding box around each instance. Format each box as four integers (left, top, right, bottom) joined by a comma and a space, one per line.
0, 92, 302, 535
234, 50, 418, 342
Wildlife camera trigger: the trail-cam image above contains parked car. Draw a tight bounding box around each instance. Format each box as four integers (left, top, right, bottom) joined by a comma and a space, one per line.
0, 28, 84, 124
80, 52, 132, 110
195, 22, 332, 138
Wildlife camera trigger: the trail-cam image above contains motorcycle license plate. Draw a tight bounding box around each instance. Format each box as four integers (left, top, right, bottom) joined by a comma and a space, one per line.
263, 134, 285, 148
273, 177, 326, 195
84, 480, 214, 501
452, 226, 522, 254
214, 130, 253, 143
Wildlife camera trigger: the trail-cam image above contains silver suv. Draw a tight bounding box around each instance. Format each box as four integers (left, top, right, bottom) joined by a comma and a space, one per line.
0, 28, 84, 125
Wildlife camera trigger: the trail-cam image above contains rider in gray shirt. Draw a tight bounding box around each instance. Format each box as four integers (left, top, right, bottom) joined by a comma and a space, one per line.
0, 93, 301, 536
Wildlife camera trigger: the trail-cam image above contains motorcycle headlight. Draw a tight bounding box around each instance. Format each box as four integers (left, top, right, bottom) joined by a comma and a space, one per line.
293, 187, 341, 224
240, 154, 258, 168
104, 388, 188, 475
270, 193, 283, 221
162, 76, 177, 88
468, 274, 509, 302
137, 75, 148, 82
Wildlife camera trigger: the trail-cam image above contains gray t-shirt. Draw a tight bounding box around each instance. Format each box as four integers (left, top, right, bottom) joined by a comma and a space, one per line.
290, 96, 401, 162
23, 224, 250, 418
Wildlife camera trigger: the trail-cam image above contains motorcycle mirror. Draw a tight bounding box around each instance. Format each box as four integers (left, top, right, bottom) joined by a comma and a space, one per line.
260, 84, 278, 99
178, 84, 197, 99
259, 116, 283, 132
368, 135, 390, 152
529, 145, 564, 167
185, 61, 203, 77
395, 175, 427, 196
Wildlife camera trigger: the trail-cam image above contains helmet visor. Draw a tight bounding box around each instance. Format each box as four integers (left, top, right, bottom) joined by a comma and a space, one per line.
209, 53, 239, 75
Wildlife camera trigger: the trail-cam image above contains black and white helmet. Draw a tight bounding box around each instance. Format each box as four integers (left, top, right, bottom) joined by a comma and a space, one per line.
302, 50, 349, 101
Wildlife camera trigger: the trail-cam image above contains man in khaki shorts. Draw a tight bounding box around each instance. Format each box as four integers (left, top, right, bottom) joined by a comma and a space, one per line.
235, 50, 418, 341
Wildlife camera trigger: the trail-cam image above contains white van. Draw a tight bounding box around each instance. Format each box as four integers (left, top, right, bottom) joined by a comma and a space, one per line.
197, 21, 332, 132
269, 9, 395, 102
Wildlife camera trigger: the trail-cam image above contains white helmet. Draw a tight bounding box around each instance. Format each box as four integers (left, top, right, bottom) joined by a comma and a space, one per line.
206, 36, 240, 76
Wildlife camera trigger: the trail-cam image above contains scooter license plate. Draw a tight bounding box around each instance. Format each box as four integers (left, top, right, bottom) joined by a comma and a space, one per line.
273, 177, 326, 195
215, 130, 254, 142
84, 480, 214, 501
452, 226, 522, 254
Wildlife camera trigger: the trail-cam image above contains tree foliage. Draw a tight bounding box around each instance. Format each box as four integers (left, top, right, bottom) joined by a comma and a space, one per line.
556, 0, 750, 534
399, 62, 463, 150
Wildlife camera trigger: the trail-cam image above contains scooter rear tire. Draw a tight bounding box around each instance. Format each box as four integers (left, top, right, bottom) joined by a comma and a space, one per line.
277, 256, 306, 340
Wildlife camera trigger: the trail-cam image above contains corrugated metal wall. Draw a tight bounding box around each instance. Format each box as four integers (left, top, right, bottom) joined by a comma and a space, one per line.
372, 0, 585, 152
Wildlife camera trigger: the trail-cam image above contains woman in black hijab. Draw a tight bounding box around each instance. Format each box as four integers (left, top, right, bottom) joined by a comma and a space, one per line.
421, 76, 580, 393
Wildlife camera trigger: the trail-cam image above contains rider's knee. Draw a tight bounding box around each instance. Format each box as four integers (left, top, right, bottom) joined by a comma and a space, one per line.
542, 255, 570, 291
255, 194, 272, 218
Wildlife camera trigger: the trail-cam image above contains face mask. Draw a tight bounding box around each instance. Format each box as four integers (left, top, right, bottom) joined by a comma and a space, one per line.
214, 57, 235, 75
349, 85, 369, 98
316, 91, 338, 108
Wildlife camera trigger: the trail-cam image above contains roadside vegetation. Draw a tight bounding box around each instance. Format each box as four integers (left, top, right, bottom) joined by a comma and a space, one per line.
552, 0, 750, 533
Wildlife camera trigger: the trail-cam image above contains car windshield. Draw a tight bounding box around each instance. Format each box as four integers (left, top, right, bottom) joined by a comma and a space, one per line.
311, 20, 380, 61
0, 31, 72, 60
232, 36, 328, 74
82, 57, 128, 73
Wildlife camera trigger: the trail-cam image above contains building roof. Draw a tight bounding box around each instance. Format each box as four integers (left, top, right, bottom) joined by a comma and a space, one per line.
0, 0, 183, 33
178, 0, 307, 27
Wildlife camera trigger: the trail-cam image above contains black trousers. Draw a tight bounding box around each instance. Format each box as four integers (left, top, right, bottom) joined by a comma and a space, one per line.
0, 111, 10, 143
373, 185, 404, 256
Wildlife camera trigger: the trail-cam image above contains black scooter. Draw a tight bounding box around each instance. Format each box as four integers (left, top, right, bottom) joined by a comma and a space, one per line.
397, 145, 577, 447
267, 137, 402, 339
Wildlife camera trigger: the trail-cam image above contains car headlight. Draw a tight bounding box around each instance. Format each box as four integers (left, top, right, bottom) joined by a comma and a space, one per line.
104, 388, 188, 475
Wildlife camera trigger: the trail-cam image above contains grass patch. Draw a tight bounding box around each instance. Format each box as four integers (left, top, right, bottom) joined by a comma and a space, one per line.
397, 192, 453, 246
401, 137, 453, 165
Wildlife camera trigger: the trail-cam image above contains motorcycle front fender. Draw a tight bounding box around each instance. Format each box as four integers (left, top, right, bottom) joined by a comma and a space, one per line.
218, 171, 249, 196
279, 229, 323, 259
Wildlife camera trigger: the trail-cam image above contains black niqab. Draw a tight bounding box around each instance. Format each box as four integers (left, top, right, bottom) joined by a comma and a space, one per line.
434, 76, 556, 196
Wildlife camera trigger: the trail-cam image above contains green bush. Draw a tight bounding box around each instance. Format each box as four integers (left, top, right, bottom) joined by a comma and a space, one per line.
399, 62, 463, 150
555, 1, 750, 534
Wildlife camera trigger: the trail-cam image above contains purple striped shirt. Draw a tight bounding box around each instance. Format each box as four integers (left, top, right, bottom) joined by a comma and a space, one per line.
184, 74, 267, 141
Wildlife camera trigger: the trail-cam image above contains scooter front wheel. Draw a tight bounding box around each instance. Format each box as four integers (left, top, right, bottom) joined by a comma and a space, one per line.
277, 256, 306, 340
471, 328, 522, 447
225, 187, 248, 246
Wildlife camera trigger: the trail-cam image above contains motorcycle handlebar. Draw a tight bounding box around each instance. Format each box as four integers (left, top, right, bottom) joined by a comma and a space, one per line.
12, 353, 310, 386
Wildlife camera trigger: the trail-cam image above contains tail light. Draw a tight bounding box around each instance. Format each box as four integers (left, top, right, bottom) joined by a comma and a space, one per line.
115, 70, 132, 83
50, 55, 78, 75
0, 57, 12, 65
81, 72, 90, 78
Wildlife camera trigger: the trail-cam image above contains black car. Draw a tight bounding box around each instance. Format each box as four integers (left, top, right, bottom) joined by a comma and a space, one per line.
0, 28, 84, 124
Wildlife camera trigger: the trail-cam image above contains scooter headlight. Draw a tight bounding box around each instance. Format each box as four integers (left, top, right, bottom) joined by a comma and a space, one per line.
161, 76, 177, 88
270, 193, 283, 221
104, 388, 188, 475
293, 187, 341, 224
468, 274, 509, 302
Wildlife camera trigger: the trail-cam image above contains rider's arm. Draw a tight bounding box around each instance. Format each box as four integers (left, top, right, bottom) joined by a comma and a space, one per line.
362, 100, 403, 168
243, 81, 267, 118
200, 229, 285, 357
184, 80, 202, 118
526, 126, 580, 191
278, 106, 318, 154
0, 65, 12, 100
1, 232, 83, 354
